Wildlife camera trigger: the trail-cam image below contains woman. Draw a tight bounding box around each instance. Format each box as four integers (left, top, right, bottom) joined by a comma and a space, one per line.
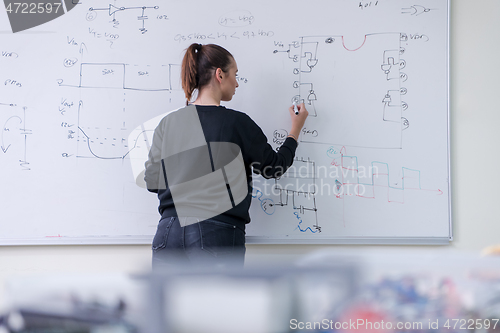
145, 43, 308, 268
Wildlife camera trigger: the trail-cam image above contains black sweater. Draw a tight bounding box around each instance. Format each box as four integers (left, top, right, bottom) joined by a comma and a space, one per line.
144, 104, 297, 227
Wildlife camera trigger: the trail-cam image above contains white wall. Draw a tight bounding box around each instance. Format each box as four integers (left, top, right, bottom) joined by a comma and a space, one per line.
1, 0, 500, 304
449, 0, 500, 251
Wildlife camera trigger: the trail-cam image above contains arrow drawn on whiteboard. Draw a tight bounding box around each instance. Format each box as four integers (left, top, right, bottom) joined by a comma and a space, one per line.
1, 116, 22, 153
79, 42, 87, 61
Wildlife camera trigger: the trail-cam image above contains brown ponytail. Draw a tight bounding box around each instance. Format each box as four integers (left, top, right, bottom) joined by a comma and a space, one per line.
181, 43, 234, 105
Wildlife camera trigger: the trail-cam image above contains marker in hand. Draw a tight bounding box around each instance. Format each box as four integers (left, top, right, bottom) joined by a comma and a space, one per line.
293, 101, 299, 115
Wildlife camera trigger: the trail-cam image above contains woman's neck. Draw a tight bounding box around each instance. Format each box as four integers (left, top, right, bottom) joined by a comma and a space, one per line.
193, 86, 221, 106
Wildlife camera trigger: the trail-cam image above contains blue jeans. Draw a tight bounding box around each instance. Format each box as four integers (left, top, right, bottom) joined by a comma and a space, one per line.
152, 217, 246, 269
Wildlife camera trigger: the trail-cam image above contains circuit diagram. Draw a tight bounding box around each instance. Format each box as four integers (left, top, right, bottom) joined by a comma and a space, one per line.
265, 25, 447, 235
86, 4, 161, 34
274, 33, 410, 149
253, 157, 321, 233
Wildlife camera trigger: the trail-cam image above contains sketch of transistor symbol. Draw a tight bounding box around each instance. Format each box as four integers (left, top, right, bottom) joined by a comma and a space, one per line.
79, 63, 179, 91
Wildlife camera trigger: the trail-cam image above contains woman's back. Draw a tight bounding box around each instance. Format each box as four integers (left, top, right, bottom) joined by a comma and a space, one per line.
146, 43, 307, 268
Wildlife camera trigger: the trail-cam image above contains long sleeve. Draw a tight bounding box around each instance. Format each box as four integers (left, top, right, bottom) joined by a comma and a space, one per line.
240, 114, 298, 179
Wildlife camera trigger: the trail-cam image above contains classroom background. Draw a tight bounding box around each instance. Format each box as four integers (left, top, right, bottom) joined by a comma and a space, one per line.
0, 0, 499, 307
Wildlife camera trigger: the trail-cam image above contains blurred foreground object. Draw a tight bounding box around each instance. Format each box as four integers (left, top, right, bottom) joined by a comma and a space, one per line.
0, 274, 145, 333
1, 250, 500, 333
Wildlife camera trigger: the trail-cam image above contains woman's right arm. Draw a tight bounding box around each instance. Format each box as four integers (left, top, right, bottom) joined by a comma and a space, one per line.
245, 103, 308, 179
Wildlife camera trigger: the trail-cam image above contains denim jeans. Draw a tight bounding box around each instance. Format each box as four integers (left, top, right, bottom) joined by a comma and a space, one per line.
152, 217, 246, 269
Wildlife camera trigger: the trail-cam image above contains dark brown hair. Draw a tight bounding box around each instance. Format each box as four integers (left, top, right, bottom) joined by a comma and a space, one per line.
181, 43, 234, 104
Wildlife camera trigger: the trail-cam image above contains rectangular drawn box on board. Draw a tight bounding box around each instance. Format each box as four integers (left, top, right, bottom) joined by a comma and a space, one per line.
80, 63, 125, 89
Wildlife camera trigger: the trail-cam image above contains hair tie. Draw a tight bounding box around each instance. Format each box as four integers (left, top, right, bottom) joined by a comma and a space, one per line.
194, 43, 202, 53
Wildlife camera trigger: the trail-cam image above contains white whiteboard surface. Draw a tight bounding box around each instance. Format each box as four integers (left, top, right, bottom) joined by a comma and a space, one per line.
0, 0, 450, 245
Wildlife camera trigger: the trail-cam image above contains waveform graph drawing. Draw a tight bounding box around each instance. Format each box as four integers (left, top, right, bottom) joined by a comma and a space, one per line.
79, 63, 175, 91
80, 64, 125, 89
326, 149, 445, 231
76, 90, 131, 160
298, 33, 405, 149
59, 62, 181, 160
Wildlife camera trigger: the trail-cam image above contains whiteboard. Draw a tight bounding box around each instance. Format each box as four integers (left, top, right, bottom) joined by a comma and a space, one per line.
0, 0, 450, 245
